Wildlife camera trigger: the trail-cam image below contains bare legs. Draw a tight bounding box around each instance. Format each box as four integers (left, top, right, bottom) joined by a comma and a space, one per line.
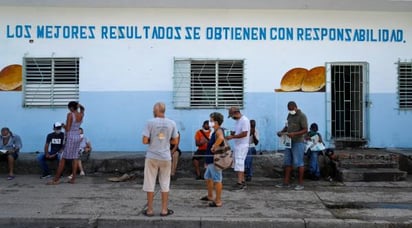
78, 160, 84, 174
48, 158, 79, 184
206, 179, 214, 200
171, 152, 179, 178
205, 179, 223, 206
214, 182, 222, 206
160, 192, 169, 215
146, 192, 154, 215
7, 155, 14, 176
145, 191, 170, 215
193, 159, 201, 177
69, 159, 78, 183
49, 158, 66, 184
283, 166, 292, 184
283, 165, 304, 185
298, 166, 304, 185
237, 171, 245, 184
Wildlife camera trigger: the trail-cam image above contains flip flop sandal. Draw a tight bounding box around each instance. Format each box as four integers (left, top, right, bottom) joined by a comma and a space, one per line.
160, 209, 174, 217
7, 176, 15, 180
142, 209, 154, 217
46, 180, 60, 185
209, 202, 223, 207
200, 196, 212, 201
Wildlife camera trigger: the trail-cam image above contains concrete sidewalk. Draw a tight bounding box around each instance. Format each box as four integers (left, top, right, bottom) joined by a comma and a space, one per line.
1, 173, 412, 228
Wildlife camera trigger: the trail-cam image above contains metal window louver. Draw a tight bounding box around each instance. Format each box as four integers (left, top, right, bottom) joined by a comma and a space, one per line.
398, 61, 412, 109
24, 57, 79, 107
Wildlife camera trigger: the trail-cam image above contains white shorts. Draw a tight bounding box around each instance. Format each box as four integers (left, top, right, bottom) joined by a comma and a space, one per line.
233, 145, 248, 172
142, 158, 171, 192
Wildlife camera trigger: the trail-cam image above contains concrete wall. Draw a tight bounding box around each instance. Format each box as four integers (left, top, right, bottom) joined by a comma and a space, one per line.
0, 7, 411, 152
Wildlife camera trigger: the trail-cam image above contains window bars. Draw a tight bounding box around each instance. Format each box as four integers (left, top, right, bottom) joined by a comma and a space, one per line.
173, 59, 244, 109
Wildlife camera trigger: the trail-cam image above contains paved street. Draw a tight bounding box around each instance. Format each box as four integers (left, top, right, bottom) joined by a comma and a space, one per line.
1, 173, 412, 228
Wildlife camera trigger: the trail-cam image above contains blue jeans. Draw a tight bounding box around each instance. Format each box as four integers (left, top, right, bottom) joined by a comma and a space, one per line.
308, 150, 321, 177
245, 147, 256, 177
37, 153, 61, 175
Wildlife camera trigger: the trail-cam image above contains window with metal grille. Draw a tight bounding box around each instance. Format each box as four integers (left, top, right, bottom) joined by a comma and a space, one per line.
23, 57, 79, 107
173, 59, 244, 109
397, 61, 412, 109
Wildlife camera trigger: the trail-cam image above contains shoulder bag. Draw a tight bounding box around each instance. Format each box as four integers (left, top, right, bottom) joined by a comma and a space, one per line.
213, 137, 233, 170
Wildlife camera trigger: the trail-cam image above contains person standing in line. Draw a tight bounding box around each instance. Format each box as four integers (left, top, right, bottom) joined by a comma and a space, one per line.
193, 120, 211, 180
245, 119, 259, 182
47, 101, 84, 185
170, 131, 181, 181
305, 123, 325, 181
226, 106, 250, 190
201, 112, 225, 207
37, 122, 65, 179
276, 101, 308, 191
68, 127, 92, 179
142, 102, 178, 217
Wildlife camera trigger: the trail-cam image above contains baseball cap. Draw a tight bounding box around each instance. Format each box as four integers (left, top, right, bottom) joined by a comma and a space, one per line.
227, 106, 240, 118
53, 122, 63, 128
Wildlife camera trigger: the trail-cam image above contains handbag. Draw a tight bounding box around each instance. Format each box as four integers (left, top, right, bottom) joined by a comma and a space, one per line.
213, 139, 233, 170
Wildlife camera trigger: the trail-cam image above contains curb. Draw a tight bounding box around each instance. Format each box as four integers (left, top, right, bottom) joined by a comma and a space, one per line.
1, 216, 411, 228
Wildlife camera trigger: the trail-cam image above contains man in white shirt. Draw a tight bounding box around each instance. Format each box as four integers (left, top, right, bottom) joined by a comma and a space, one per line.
226, 107, 250, 190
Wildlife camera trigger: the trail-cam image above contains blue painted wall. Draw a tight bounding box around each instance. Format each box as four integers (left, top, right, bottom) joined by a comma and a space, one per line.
1, 7, 411, 152
1, 91, 411, 152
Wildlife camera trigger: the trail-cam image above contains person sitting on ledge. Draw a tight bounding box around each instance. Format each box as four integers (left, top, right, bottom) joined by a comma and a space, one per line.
0, 127, 22, 180
37, 122, 65, 179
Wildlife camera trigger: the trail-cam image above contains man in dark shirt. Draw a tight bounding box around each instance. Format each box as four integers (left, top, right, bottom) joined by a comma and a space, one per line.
276, 101, 308, 191
37, 122, 65, 179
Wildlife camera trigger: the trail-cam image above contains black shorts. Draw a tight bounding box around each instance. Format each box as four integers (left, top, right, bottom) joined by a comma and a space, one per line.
192, 149, 206, 161
0, 152, 18, 161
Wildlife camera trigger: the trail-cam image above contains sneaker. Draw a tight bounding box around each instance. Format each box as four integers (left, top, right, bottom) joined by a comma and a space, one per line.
40, 174, 51, 179
68, 174, 73, 180
294, 184, 304, 191
326, 176, 333, 182
195, 175, 204, 180
275, 183, 291, 188
233, 182, 246, 190
80, 171, 85, 176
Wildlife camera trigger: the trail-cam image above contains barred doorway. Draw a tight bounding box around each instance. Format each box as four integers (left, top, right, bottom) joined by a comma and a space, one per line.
326, 62, 370, 148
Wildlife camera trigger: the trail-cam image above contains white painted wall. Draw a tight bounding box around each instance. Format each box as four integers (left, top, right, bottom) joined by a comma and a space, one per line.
0, 7, 411, 151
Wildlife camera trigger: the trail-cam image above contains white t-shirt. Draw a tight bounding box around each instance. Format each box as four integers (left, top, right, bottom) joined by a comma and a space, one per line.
79, 135, 90, 152
233, 115, 250, 147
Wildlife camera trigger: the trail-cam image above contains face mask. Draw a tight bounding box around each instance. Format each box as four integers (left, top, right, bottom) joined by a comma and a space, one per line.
209, 121, 215, 128
2, 133, 10, 138
289, 110, 296, 115
55, 130, 61, 134
80, 134, 84, 138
